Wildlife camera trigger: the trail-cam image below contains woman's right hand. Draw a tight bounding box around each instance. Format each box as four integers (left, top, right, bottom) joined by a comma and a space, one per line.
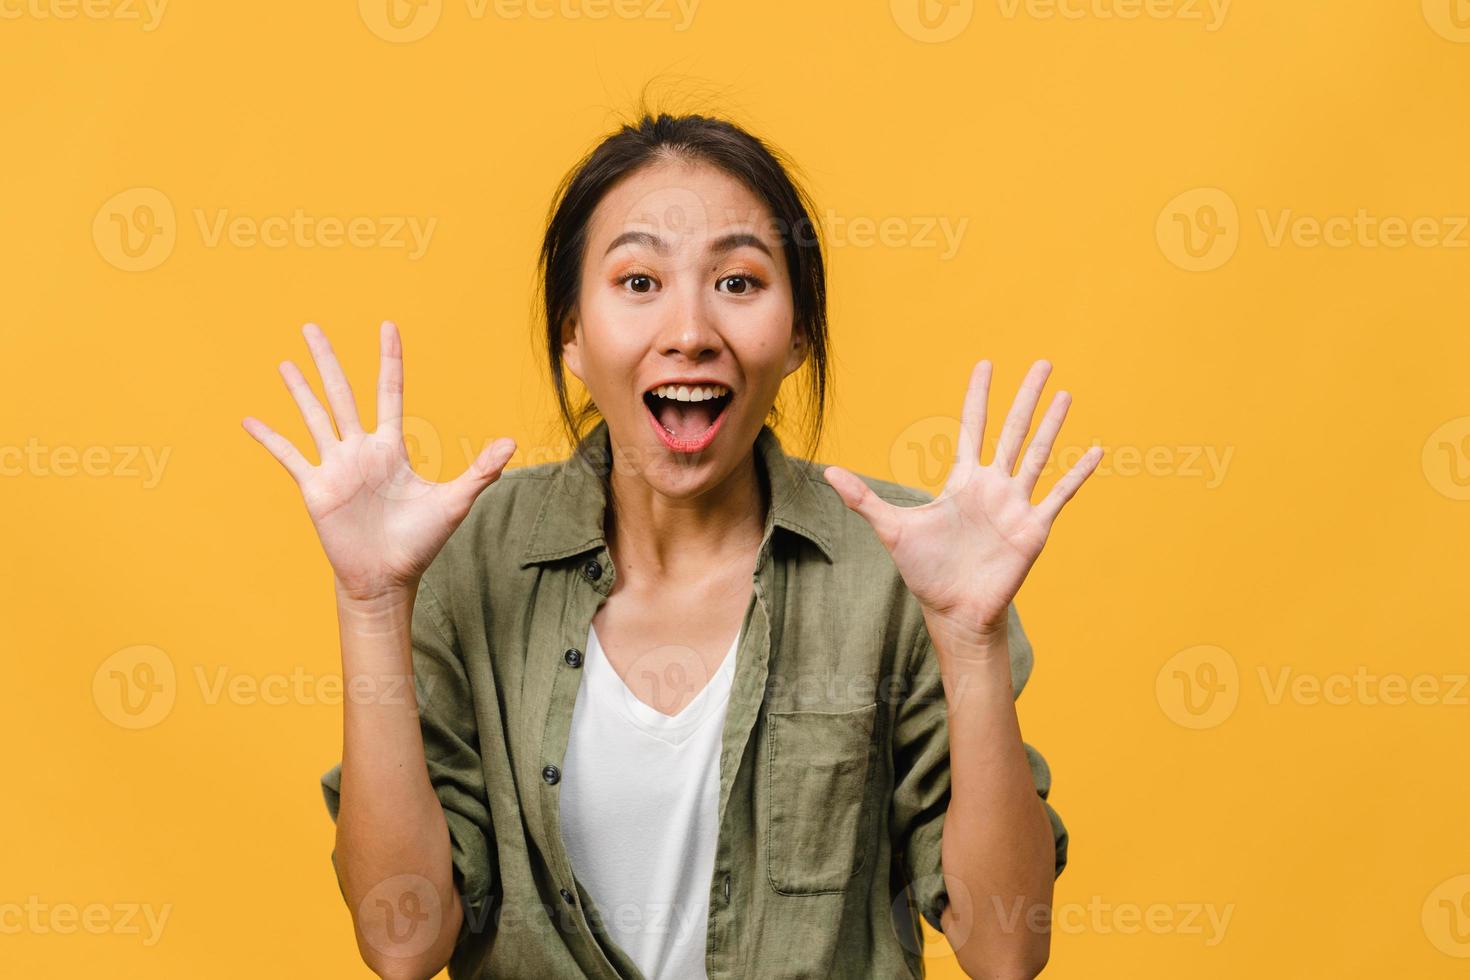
243, 321, 517, 603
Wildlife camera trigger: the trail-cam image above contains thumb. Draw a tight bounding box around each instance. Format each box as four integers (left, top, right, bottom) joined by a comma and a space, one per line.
823, 465, 902, 550
442, 438, 517, 519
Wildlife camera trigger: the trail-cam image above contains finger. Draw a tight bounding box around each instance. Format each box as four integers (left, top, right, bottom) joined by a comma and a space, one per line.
377, 320, 404, 438
953, 359, 992, 480
1037, 445, 1103, 524
1017, 390, 1071, 496
302, 322, 365, 437
279, 360, 335, 454
242, 416, 312, 483
992, 359, 1053, 476
823, 464, 904, 551
438, 438, 518, 524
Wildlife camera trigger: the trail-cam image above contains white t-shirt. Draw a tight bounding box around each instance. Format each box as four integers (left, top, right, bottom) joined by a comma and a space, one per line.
560, 622, 740, 980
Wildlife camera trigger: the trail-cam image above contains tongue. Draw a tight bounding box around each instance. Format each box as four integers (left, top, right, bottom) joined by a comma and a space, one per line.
654, 399, 718, 441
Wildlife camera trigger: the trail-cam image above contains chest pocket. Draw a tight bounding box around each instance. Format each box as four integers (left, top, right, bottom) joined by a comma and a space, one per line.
765, 701, 879, 895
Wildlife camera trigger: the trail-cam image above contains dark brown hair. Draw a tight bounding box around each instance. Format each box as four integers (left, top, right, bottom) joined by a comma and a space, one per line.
535, 109, 831, 462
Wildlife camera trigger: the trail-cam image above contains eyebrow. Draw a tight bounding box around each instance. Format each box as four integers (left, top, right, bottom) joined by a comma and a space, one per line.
603, 230, 774, 260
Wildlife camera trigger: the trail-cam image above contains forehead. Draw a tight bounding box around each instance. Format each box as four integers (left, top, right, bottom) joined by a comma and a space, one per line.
587, 157, 778, 246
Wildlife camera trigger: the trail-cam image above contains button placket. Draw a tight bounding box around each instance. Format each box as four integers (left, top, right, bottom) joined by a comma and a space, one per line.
536, 548, 627, 980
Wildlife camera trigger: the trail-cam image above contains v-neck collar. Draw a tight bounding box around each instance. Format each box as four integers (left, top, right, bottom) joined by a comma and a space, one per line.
584, 622, 739, 745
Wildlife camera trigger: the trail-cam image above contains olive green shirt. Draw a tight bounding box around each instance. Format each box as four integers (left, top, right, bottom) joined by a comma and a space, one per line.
320, 418, 1066, 979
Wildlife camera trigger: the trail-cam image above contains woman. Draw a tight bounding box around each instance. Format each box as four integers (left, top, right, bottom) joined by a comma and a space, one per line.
243, 112, 1101, 979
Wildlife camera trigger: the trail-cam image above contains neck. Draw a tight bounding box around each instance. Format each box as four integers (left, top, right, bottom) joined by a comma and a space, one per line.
604, 439, 769, 581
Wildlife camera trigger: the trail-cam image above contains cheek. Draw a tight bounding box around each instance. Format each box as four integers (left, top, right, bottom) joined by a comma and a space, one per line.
575, 295, 647, 367
738, 297, 796, 363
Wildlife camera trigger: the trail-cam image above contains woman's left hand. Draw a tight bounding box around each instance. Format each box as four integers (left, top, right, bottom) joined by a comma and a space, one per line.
824, 359, 1102, 654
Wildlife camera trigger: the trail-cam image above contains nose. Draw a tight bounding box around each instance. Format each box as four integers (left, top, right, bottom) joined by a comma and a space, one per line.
655, 280, 724, 361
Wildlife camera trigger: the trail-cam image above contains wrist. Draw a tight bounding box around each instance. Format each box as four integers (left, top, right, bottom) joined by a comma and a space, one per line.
922, 605, 1010, 661
334, 578, 418, 621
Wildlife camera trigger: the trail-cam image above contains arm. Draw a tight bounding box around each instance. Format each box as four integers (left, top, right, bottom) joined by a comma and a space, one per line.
826, 357, 1101, 978
928, 612, 1055, 979
243, 320, 516, 978
333, 584, 463, 980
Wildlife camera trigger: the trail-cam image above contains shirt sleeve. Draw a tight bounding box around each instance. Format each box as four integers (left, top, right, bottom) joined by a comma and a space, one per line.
889, 601, 1068, 933
318, 576, 498, 946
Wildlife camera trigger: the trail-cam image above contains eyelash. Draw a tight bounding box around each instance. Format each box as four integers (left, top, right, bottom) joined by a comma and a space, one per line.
614, 271, 766, 294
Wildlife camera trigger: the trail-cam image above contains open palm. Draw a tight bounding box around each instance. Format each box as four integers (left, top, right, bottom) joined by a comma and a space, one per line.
242, 321, 516, 601
824, 360, 1101, 642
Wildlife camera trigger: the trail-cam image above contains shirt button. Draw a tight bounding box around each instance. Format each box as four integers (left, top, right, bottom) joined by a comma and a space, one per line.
564, 648, 583, 668
560, 887, 574, 904
723, 875, 731, 902
542, 764, 560, 785
583, 559, 603, 581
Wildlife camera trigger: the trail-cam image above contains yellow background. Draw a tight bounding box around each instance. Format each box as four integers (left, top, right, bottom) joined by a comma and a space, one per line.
3, 1, 1469, 976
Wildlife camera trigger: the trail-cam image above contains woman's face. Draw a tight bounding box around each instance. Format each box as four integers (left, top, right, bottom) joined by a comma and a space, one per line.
562, 157, 807, 496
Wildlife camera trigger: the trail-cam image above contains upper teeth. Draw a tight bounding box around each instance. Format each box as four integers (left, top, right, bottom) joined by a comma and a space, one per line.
649, 383, 729, 402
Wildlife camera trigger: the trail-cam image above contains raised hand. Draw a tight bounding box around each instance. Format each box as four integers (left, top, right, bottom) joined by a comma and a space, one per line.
823, 360, 1102, 648
242, 321, 517, 602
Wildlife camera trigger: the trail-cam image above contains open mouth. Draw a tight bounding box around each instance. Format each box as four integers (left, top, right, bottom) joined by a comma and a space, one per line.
642, 383, 734, 452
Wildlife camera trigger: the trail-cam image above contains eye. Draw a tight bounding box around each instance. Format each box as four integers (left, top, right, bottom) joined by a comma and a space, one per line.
717, 273, 764, 295
616, 272, 658, 294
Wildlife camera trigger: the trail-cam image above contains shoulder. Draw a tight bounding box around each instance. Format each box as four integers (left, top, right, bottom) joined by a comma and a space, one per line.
418, 458, 563, 600
786, 453, 937, 558
777, 454, 937, 636
787, 455, 1035, 690
463, 457, 562, 544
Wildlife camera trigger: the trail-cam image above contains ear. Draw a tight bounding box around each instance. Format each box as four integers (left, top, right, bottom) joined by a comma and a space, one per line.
782, 328, 809, 378
560, 310, 584, 381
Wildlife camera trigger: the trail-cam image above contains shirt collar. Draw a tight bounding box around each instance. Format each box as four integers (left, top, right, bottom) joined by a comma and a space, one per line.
519, 418, 835, 567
